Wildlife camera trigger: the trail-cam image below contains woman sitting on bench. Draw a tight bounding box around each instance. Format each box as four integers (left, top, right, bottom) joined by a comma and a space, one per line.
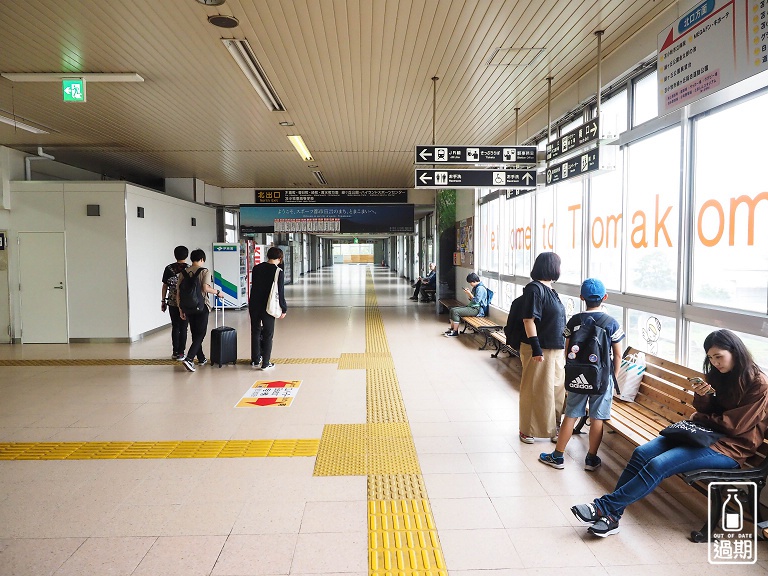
571, 329, 768, 537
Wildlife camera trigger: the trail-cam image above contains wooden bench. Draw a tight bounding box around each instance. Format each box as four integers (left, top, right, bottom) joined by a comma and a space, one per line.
604, 346, 768, 542
437, 298, 463, 313
488, 330, 519, 358
421, 288, 436, 302
460, 316, 503, 349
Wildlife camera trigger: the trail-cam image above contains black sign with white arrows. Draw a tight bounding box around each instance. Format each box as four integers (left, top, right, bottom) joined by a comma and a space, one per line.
545, 148, 601, 185
415, 169, 537, 188
415, 145, 537, 165
546, 118, 600, 162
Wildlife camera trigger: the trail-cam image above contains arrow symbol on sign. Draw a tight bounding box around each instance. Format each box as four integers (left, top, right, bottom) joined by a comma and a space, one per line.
64, 87, 72, 95
418, 172, 432, 184
588, 122, 597, 136
522, 172, 533, 185
419, 149, 432, 161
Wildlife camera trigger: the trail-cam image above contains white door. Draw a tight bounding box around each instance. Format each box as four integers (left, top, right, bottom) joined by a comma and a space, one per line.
19, 232, 68, 343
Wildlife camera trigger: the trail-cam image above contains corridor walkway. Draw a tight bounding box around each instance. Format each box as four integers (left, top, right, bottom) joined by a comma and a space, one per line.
0, 265, 763, 575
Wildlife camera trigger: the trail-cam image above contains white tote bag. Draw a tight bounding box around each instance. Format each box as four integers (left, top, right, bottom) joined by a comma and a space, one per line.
615, 352, 646, 402
266, 267, 283, 318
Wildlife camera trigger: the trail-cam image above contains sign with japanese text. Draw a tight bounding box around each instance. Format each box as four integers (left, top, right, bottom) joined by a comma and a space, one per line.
240, 204, 414, 234
658, 0, 768, 116
414, 145, 537, 165
546, 118, 600, 162
235, 380, 302, 407
545, 147, 615, 186
252, 189, 407, 204
415, 168, 536, 188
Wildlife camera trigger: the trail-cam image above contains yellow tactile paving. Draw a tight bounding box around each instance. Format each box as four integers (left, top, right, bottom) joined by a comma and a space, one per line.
367, 369, 408, 424
368, 475, 429, 501
339, 352, 395, 370
0, 439, 320, 460
313, 423, 421, 476
0, 357, 338, 367
368, 499, 446, 576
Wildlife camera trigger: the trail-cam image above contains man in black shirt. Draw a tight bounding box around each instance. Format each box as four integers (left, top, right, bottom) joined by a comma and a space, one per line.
249, 246, 287, 369
161, 245, 189, 360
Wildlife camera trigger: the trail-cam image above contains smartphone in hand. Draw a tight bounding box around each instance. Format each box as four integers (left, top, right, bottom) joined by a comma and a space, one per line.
688, 376, 715, 395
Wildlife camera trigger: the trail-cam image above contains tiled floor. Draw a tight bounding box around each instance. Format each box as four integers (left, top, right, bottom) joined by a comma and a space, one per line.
1, 265, 767, 575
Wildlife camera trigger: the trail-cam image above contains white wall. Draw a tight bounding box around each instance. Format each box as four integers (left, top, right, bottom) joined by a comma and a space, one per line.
125, 185, 216, 340
8, 182, 130, 340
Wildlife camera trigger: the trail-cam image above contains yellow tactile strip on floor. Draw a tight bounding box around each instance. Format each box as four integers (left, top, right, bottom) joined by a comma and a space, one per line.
368, 475, 429, 500
0, 357, 338, 367
313, 423, 421, 476
368, 499, 446, 576
339, 353, 394, 371
0, 439, 319, 460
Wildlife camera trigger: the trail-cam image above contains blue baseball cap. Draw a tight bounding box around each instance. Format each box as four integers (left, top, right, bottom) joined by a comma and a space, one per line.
581, 278, 606, 304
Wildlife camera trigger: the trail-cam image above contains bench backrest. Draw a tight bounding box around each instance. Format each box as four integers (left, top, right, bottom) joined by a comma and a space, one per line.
624, 346, 700, 424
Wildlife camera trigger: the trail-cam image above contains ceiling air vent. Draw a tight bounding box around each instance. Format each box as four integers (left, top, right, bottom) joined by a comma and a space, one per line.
312, 171, 328, 186
486, 47, 546, 67
208, 14, 239, 28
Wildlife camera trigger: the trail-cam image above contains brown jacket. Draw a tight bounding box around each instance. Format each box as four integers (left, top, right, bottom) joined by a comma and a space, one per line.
692, 372, 768, 466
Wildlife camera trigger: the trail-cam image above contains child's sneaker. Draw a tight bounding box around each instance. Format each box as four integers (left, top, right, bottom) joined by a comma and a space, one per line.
584, 454, 602, 471
588, 515, 620, 537
443, 330, 459, 337
538, 452, 564, 469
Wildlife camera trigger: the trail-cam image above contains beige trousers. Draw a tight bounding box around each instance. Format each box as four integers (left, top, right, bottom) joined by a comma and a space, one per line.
518, 343, 565, 438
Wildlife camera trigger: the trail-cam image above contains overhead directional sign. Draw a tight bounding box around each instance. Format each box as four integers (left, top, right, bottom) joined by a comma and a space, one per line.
546, 146, 617, 186
506, 189, 535, 199
415, 145, 537, 165
415, 169, 536, 189
546, 118, 599, 162
62, 78, 86, 102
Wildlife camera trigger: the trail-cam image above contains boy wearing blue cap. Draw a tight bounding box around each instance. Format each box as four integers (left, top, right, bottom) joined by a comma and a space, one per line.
539, 278, 625, 471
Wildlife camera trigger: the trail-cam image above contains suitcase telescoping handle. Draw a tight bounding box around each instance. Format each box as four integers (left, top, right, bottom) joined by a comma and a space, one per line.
214, 291, 224, 328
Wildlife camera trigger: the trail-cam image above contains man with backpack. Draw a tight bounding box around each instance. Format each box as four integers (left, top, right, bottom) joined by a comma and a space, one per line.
176, 249, 222, 373
538, 278, 624, 471
161, 246, 189, 361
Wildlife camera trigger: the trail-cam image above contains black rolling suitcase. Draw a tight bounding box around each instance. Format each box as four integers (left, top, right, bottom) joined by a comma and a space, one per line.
210, 301, 237, 367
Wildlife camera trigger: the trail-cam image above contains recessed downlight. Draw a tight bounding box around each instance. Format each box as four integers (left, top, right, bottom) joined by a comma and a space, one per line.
279, 121, 295, 126
196, 0, 226, 5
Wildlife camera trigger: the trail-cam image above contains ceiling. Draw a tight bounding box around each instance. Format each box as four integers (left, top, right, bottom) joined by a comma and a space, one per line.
0, 0, 675, 191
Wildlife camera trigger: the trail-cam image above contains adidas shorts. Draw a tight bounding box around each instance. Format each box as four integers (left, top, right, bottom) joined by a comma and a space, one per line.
564, 380, 613, 420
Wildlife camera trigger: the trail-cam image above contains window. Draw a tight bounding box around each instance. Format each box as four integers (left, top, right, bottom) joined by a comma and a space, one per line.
625, 127, 681, 300
633, 71, 658, 126
554, 180, 583, 285
534, 187, 554, 256
598, 89, 628, 136
627, 308, 676, 361
501, 195, 515, 276
688, 322, 768, 372
588, 150, 624, 290
513, 193, 533, 276
691, 92, 768, 313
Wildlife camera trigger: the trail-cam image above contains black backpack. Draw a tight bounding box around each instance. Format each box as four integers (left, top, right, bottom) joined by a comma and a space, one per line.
178, 268, 206, 312
503, 294, 526, 351
564, 313, 613, 394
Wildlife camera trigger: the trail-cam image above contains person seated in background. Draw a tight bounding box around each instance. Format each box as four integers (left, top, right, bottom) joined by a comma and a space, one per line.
443, 273, 488, 337
410, 262, 437, 301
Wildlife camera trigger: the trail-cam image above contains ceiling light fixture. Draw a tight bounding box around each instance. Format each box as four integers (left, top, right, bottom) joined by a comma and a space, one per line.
0, 72, 143, 82
222, 39, 285, 112
208, 14, 239, 28
279, 121, 294, 126
312, 171, 328, 185
287, 135, 314, 161
0, 112, 49, 134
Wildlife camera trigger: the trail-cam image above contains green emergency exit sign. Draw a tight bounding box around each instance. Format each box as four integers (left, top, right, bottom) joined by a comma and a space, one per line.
62, 78, 86, 102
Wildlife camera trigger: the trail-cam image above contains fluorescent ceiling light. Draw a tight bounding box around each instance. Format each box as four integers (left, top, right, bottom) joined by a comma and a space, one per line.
0, 113, 49, 134
0, 73, 143, 82
222, 39, 285, 112
287, 135, 314, 161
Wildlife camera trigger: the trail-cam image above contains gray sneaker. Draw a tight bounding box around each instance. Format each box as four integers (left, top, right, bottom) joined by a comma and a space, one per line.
588, 515, 620, 537
571, 503, 599, 525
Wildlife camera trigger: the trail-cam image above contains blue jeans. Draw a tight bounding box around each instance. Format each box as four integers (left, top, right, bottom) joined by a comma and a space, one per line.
594, 436, 738, 519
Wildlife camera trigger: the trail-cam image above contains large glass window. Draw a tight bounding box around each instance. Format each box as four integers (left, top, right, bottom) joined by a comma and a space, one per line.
691, 92, 768, 314
627, 308, 676, 359
597, 89, 628, 136
633, 71, 658, 126
513, 193, 533, 277
534, 187, 554, 257
625, 127, 681, 300
501, 195, 514, 276
588, 150, 624, 290
688, 322, 768, 372
554, 180, 582, 285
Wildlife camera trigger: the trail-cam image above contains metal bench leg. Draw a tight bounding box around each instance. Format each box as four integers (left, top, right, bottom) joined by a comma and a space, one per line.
573, 415, 589, 435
